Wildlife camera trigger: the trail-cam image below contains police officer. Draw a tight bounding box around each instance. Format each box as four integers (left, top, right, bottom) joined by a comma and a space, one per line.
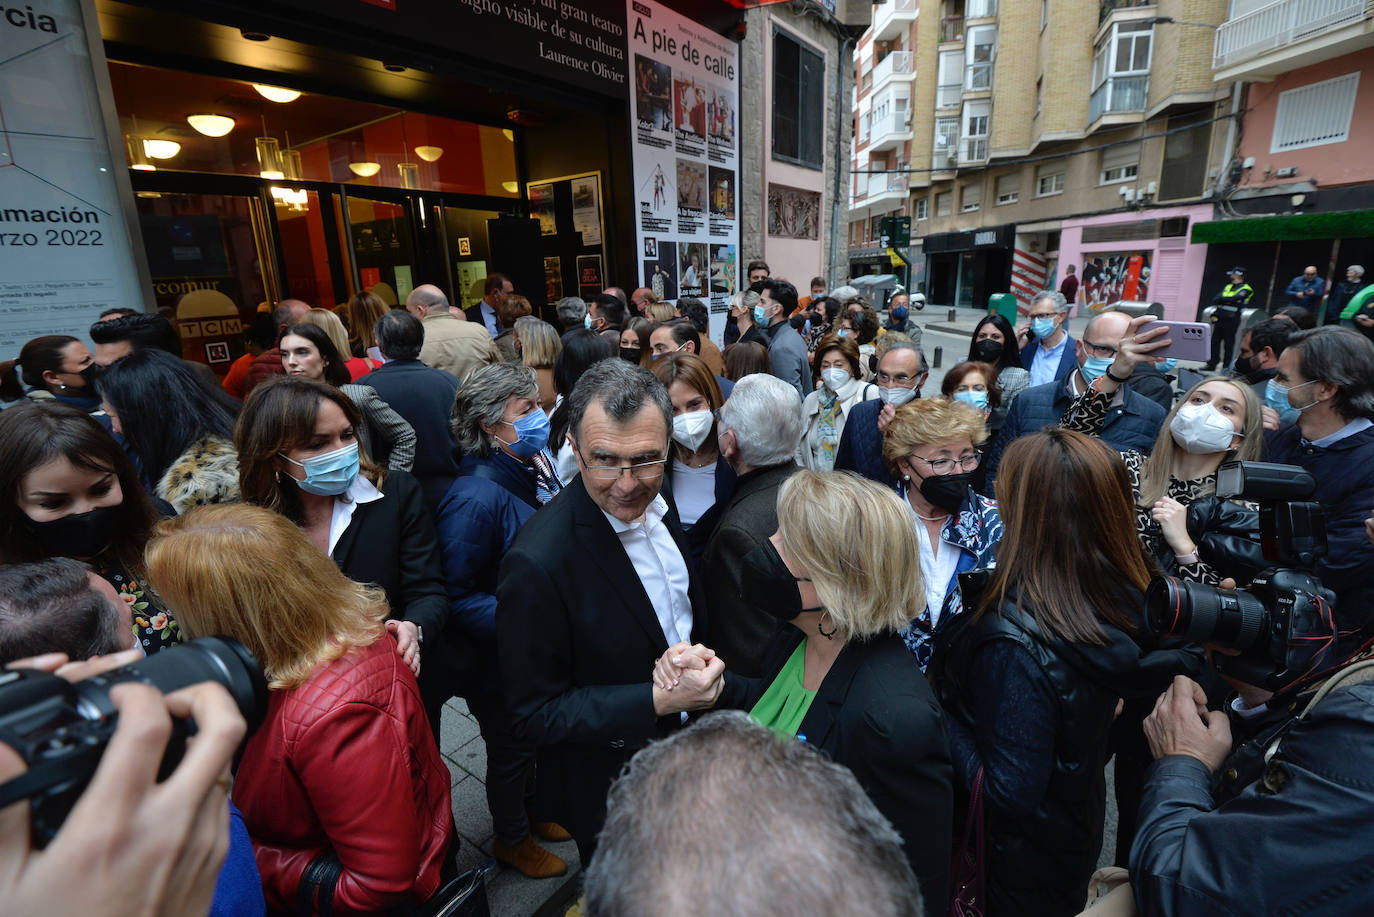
1204, 267, 1253, 371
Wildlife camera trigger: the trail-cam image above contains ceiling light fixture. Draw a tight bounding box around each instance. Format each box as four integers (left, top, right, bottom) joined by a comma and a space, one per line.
187, 113, 235, 137
383, 61, 406, 73
252, 83, 301, 103
349, 161, 381, 177
256, 136, 284, 180
125, 135, 156, 171
414, 145, 443, 162
142, 138, 181, 160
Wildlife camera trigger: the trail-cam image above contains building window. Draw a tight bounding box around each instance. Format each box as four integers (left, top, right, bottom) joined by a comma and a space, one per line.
961, 183, 982, 212
936, 191, 953, 216
915, 197, 929, 221
1099, 144, 1139, 184
995, 172, 1020, 205
1036, 165, 1065, 196
962, 101, 990, 162
1159, 109, 1212, 201
933, 116, 959, 170
967, 0, 997, 17
1090, 21, 1151, 120
965, 25, 996, 91
1271, 72, 1360, 153
773, 29, 826, 169
937, 50, 963, 108
1035, 77, 1043, 118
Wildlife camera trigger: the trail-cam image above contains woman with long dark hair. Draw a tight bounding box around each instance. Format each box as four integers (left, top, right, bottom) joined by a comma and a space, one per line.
965, 314, 1030, 436
0, 335, 106, 413
932, 429, 1202, 917
549, 328, 615, 482
97, 349, 240, 512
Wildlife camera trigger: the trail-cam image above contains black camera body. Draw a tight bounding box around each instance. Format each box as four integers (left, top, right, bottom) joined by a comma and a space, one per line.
1146, 462, 1338, 692
0, 637, 267, 847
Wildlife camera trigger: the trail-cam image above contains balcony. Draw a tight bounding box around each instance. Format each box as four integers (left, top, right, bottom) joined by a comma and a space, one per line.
1098, 0, 1155, 26
932, 133, 959, 171
867, 168, 911, 208
869, 111, 914, 151
1089, 75, 1149, 122
872, 51, 916, 93
940, 16, 965, 42
1213, 0, 1371, 80
873, 0, 918, 42
965, 62, 992, 91
962, 137, 988, 162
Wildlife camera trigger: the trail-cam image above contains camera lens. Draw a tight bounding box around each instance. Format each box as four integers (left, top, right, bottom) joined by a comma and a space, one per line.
1145, 576, 1268, 651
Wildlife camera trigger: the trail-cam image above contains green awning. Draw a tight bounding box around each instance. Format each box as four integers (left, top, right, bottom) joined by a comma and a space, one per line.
1191, 209, 1374, 244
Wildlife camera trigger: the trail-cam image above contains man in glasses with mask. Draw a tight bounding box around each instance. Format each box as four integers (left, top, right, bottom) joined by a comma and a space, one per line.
987, 310, 1165, 484
496, 359, 729, 866
834, 341, 928, 489
1016, 291, 1077, 387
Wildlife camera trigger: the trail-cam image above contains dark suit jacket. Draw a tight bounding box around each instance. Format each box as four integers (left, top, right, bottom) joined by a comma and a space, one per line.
496, 476, 709, 845
1019, 334, 1078, 384
738, 628, 954, 908
700, 462, 799, 677
357, 359, 461, 517
464, 302, 498, 335
833, 398, 899, 489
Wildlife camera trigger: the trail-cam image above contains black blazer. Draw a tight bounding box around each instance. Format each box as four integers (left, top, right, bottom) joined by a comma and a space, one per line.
464, 302, 495, 332
741, 628, 954, 909
495, 475, 709, 845
357, 359, 461, 518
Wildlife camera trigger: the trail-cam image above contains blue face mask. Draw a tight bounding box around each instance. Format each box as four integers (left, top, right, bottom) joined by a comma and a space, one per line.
1080, 355, 1113, 386
892, 307, 908, 322
280, 442, 360, 496
584, 313, 594, 330
953, 390, 988, 411
497, 408, 551, 458
1265, 379, 1313, 423
836, 328, 850, 338
753, 304, 769, 325
1031, 317, 1057, 339
1156, 357, 1178, 373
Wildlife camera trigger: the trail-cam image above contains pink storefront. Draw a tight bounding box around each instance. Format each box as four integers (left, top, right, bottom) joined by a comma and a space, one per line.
1057, 204, 1214, 321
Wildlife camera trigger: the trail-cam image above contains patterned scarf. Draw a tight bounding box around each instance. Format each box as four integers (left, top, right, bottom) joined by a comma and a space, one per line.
817, 388, 843, 466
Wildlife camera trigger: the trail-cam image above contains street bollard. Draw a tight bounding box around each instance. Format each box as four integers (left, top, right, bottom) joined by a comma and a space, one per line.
933, 346, 942, 369
947, 308, 956, 322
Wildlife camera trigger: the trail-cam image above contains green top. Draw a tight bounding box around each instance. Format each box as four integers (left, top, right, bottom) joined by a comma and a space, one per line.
749, 640, 817, 738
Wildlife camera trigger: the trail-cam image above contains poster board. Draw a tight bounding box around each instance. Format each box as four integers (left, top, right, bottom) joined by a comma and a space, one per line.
526, 171, 605, 316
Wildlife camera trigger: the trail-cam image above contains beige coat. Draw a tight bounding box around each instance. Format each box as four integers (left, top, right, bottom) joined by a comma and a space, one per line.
418, 312, 501, 383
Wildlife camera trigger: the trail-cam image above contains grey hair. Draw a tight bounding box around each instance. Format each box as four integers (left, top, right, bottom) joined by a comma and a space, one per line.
557, 296, 587, 327
1350, 265, 1366, 278
730, 289, 761, 312
879, 340, 929, 375
719, 374, 802, 467
449, 362, 540, 458
1288, 326, 1374, 420
409, 286, 449, 312
1030, 289, 1067, 312
0, 558, 126, 666
830, 284, 860, 301
567, 358, 671, 447
585, 711, 922, 917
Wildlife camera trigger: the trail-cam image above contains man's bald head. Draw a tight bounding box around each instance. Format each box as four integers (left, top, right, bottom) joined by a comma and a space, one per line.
406, 284, 450, 318
631, 287, 654, 315
272, 299, 311, 330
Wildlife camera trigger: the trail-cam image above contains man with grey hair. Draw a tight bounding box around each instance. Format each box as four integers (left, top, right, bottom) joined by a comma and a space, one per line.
496, 358, 731, 863
555, 295, 587, 332
584, 711, 923, 917
835, 341, 929, 489
406, 282, 500, 381
702, 374, 803, 677
1324, 264, 1368, 327
0, 559, 132, 666
1017, 289, 1077, 387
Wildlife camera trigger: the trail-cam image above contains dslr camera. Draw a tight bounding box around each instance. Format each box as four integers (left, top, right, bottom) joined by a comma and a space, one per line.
1145, 462, 1337, 691
0, 637, 267, 847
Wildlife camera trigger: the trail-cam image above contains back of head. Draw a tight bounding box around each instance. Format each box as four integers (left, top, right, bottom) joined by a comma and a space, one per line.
498, 293, 532, 328
568, 357, 671, 446
881, 396, 987, 478
1, 334, 79, 399
677, 297, 709, 333
374, 309, 424, 362
484, 273, 509, 298
586, 710, 922, 917
345, 291, 390, 349
604, 286, 629, 310
829, 284, 860, 302
593, 293, 627, 330
410, 284, 450, 315
1246, 318, 1292, 360
719, 373, 801, 466
552, 328, 615, 397
556, 296, 587, 328
515, 316, 561, 368
762, 277, 798, 314
660, 318, 700, 354
722, 341, 770, 381
1288, 325, 1374, 419
1273, 305, 1317, 330
0, 558, 126, 666
244, 312, 279, 352
88, 312, 182, 357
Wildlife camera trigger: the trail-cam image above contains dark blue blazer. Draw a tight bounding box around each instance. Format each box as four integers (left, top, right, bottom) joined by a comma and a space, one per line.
1019, 334, 1079, 385
985, 376, 1166, 483
834, 398, 900, 490
357, 359, 461, 517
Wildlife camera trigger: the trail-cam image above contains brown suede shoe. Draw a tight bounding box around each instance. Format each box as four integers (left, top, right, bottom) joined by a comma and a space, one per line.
529, 817, 572, 843
493, 835, 568, 878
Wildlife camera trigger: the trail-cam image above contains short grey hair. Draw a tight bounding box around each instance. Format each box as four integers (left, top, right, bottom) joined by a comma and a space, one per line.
719, 374, 802, 467
449, 362, 540, 458
585, 711, 922, 917
1350, 265, 1366, 278
410, 286, 449, 312
879, 340, 928, 375
830, 284, 860, 301
1288, 326, 1374, 420
557, 296, 587, 327
567, 358, 671, 447
1030, 290, 1067, 312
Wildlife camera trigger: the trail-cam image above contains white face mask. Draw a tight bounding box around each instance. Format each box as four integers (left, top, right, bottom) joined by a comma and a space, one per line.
1169, 402, 1240, 455
878, 385, 918, 407
820, 367, 851, 393
672, 410, 715, 453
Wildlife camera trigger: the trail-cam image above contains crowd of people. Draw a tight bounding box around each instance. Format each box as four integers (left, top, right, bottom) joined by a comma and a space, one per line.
2, 264, 1374, 917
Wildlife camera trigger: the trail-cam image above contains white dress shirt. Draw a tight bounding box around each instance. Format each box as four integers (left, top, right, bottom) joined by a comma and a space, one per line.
328, 475, 384, 556
910, 505, 960, 629
1029, 334, 1069, 387
600, 494, 694, 649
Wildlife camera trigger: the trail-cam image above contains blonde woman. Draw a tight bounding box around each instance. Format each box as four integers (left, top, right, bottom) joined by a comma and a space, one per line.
647, 300, 676, 324
514, 316, 562, 416
298, 307, 379, 380
656, 471, 953, 907
145, 503, 455, 916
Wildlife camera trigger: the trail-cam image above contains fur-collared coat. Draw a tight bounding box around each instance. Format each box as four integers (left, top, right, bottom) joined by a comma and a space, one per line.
156, 435, 240, 514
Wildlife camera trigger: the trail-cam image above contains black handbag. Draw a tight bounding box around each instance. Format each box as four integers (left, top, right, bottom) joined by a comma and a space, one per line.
294, 851, 495, 917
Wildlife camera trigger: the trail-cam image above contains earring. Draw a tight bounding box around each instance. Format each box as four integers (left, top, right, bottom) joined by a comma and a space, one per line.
817, 612, 837, 640
274, 470, 282, 484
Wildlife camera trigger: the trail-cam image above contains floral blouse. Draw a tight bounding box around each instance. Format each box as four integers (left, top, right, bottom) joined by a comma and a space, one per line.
1060, 383, 1221, 585
92, 552, 181, 653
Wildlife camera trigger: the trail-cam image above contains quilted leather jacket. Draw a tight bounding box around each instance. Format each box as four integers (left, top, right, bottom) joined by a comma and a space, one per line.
234, 636, 455, 915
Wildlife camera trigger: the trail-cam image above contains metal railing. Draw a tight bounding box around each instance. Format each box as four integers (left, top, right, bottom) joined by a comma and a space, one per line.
1213, 0, 1366, 69
940, 16, 965, 42
1098, 0, 1155, 25
1089, 75, 1149, 121
872, 50, 915, 88
868, 169, 909, 197
873, 0, 919, 38
936, 82, 963, 108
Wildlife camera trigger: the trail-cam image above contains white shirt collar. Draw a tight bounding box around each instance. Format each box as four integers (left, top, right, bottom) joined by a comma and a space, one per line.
600, 493, 669, 534
328, 474, 384, 555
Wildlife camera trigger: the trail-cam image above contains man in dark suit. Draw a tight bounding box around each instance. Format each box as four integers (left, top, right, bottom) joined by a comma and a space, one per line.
834, 342, 927, 489
1016, 291, 1078, 387
987, 310, 1166, 482
701, 374, 802, 677
465, 273, 512, 337
357, 310, 461, 518
496, 359, 726, 862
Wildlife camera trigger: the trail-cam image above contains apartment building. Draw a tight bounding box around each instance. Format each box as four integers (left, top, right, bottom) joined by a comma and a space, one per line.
848, 0, 1237, 320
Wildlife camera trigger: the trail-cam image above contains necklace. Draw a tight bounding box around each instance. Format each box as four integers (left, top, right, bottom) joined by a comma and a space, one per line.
915, 511, 947, 522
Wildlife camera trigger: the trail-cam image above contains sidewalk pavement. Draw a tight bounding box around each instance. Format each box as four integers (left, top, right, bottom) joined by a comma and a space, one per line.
439, 699, 582, 917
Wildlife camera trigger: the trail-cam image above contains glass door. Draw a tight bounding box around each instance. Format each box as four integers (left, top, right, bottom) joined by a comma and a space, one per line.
341, 191, 420, 307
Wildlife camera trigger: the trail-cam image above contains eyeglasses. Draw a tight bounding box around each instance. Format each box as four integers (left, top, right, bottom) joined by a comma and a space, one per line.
580, 456, 669, 481
908, 449, 982, 474
1027, 312, 1060, 321
1082, 341, 1119, 359
876, 372, 919, 385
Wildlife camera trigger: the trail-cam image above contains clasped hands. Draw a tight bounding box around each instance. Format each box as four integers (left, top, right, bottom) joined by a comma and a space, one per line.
650, 642, 725, 717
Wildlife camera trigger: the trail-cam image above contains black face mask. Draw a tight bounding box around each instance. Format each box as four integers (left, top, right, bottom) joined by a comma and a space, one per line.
918, 472, 974, 515
619, 347, 641, 364
1233, 354, 1256, 376
740, 539, 822, 622
22, 504, 122, 559
972, 340, 1003, 365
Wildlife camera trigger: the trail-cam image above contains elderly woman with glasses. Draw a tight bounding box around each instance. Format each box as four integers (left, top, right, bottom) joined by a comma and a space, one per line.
882, 398, 1004, 670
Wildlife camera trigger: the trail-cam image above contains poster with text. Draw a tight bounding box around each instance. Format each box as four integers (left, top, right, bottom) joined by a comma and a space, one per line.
628, 0, 738, 342
0, 0, 149, 356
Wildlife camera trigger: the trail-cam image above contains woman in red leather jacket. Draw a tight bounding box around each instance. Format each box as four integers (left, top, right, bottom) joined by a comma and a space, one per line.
146, 503, 455, 916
